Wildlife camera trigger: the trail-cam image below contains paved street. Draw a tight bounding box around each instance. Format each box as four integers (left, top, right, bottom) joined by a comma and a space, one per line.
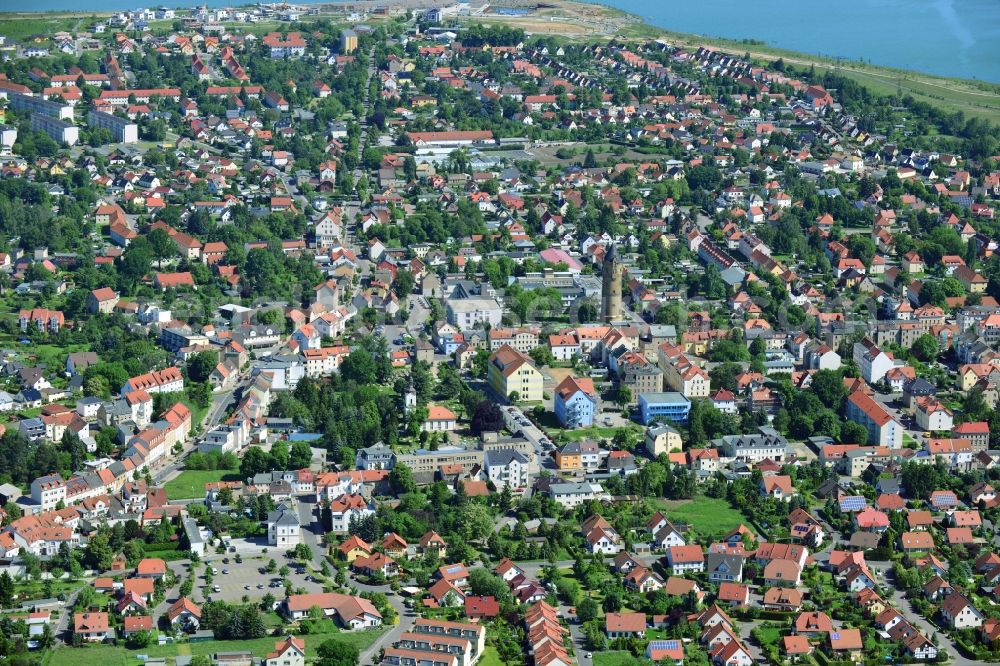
151, 378, 245, 487
356, 580, 412, 666
297, 500, 327, 564
872, 563, 969, 664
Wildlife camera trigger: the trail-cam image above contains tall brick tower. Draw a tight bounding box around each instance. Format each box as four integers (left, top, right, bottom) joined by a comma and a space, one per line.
601, 244, 623, 323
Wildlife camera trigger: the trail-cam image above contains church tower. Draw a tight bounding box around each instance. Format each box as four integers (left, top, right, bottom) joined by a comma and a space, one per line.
403, 380, 417, 415
601, 244, 623, 323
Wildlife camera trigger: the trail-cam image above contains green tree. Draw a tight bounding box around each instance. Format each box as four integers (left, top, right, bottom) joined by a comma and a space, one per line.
289, 440, 313, 469
901, 462, 945, 498
840, 421, 868, 444
188, 351, 218, 383
316, 638, 360, 666
613, 385, 632, 411
912, 334, 939, 362
147, 227, 176, 266
389, 463, 415, 495
240, 446, 272, 479
341, 348, 378, 384
0, 571, 13, 607
529, 345, 555, 367
467, 568, 515, 606
810, 369, 848, 410
39, 621, 55, 649
393, 270, 415, 298
125, 630, 152, 649
84, 529, 114, 571
709, 362, 741, 392
576, 596, 599, 623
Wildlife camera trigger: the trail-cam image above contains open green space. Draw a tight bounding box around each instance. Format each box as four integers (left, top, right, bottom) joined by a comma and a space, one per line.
46, 627, 385, 666
479, 647, 508, 666
559, 425, 640, 441
545, 421, 643, 443
164, 469, 241, 500
650, 495, 747, 537
754, 624, 785, 647
809, 63, 1000, 126
179, 396, 210, 432
0, 15, 87, 42
45, 645, 128, 666
593, 652, 652, 666
13, 578, 86, 603
0, 333, 90, 372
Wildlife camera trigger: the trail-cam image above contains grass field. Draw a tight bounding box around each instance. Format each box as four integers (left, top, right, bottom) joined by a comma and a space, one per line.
45, 645, 128, 666
551, 423, 643, 442
593, 652, 652, 666
0, 15, 87, 42
163, 469, 240, 499
0, 333, 90, 372
479, 647, 508, 666
809, 62, 1000, 126
754, 624, 785, 647
46, 627, 385, 666
12, 578, 85, 604
651, 495, 747, 537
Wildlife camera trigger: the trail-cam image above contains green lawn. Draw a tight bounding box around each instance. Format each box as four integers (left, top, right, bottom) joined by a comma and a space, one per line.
593, 652, 652, 666
47, 628, 385, 666
25, 342, 90, 371
0, 15, 86, 42
553, 424, 643, 442
46, 645, 128, 666
163, 469, 241, 500
182, 397, 210, 432
754, 624, 784, 647
479, 647, 507, 666
11, 579, 85, 604
650, 495, 748, 537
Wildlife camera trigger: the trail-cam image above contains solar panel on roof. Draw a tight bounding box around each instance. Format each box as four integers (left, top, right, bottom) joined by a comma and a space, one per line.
839, 495, 866, 511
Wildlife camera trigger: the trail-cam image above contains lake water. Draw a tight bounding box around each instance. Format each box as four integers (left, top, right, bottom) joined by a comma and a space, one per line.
5, 0, 1000, 82
594, 0, 1000, 83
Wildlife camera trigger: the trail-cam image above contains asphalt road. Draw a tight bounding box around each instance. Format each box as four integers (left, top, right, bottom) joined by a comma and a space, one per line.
152, 380, 243, 487
297, 500, 328, 565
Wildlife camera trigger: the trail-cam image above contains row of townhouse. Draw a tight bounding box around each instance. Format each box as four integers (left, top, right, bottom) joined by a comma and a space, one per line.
383, 618, 485, 666
26, 401, 192, 513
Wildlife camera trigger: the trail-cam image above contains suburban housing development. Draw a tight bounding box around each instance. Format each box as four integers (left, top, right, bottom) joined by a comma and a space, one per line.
0, 3, 999, 666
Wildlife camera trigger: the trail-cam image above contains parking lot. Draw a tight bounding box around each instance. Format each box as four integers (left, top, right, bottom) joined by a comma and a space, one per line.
167, 551, 327, 605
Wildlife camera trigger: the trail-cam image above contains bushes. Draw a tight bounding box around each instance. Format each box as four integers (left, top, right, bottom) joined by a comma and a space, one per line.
185, 450, 238, 471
